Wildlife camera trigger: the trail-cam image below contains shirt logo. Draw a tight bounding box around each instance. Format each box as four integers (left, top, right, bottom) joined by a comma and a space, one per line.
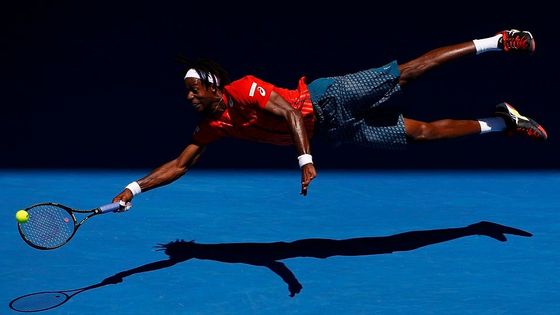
249, 82, 266, 97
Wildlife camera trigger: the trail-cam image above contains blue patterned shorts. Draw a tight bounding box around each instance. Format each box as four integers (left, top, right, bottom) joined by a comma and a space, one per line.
308, 60, 407, 150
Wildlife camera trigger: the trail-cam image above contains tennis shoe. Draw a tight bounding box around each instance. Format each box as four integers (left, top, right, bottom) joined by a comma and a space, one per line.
495, 102, 547, 140
497, 29, 535, 54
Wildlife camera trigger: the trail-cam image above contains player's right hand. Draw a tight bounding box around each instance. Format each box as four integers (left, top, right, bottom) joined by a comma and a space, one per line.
112, 189, 133, 211
102, 274, 124, 284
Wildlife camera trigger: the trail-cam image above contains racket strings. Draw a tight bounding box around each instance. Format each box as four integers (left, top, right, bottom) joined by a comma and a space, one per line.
19, 205, 75, 248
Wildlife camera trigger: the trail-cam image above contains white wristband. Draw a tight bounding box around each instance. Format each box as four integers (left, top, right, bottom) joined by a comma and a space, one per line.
125, 181, 142, 196
297, 154, 313, 168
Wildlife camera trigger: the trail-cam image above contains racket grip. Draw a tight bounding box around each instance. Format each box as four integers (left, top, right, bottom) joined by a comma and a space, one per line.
98, 202, 122, 213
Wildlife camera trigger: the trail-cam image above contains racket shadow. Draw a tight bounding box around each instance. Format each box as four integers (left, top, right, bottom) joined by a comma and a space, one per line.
9, 221, 532, 311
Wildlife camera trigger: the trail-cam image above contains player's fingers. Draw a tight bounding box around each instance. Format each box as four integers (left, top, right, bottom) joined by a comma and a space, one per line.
301, 164, 316, 196
301, 182, 308, 196
118, 200, 132, 212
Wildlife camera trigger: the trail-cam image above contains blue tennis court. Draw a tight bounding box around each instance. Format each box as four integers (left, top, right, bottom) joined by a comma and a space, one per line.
1, 170, 559, 314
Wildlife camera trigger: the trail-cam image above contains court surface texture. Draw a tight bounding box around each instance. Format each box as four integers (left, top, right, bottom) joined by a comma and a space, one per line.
1, 170, 559, 314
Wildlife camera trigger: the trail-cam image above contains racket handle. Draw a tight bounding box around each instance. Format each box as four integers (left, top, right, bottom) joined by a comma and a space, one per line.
98, 202, 122, 213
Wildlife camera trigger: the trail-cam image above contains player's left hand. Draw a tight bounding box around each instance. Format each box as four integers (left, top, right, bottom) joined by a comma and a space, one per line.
288, 281, 303, 297
300, 163, 317, 196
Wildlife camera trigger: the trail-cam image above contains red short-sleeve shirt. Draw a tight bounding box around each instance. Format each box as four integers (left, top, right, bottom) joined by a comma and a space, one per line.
192, 75, 315, 146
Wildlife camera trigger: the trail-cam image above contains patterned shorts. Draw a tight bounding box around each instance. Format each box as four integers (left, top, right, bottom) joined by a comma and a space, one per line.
308, 60, 407, 150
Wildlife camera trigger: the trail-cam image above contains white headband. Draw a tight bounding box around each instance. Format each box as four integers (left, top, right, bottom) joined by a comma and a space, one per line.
184, 68, 218, 85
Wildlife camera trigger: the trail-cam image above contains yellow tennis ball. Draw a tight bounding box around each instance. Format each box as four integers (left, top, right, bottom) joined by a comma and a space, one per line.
16, 210, 29, 224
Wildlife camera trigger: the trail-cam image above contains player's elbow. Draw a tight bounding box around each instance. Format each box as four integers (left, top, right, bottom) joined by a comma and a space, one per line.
285, 108, 302, 123
171, 159, 188, 177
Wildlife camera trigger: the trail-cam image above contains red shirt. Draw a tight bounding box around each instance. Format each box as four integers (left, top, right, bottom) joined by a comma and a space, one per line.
192, 75, 315, 146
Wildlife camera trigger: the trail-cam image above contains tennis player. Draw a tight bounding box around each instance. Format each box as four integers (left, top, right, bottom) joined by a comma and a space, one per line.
112, 29, 546, 204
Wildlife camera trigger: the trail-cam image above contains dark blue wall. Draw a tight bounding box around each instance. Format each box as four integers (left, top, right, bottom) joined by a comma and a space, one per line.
2, 1, 557, 169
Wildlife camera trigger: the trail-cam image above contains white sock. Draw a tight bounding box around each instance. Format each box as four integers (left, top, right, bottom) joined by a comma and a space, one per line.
478, 117, 506, 134
473, 34, 502, 55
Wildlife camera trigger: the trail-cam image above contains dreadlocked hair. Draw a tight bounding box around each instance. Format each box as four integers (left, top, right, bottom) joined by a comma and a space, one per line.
176, 56, 230, 90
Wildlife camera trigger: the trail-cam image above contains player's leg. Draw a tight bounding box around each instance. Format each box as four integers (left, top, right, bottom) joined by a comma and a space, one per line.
404, 117, 483, 141
399, 29, 535, 86
404, 102, 547, 141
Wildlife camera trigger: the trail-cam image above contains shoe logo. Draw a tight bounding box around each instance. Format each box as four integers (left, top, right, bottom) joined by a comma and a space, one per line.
506, 104, 529, 122
510, 113, 519, 124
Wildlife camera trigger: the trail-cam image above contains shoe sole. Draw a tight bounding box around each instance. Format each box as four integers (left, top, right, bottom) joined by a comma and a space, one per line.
526, 31, 536, 54
528, 117, 548, 140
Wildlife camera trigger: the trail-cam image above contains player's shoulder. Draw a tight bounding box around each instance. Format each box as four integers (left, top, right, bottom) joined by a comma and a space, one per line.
229, 74, 265, 85
226, 75, 275, 95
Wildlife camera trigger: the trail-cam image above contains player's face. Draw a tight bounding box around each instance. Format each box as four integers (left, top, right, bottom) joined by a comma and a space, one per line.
184, 78, 219, 114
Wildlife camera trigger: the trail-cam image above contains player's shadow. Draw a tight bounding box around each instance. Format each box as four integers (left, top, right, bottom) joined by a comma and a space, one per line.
9, 221, 532, 312
102, 221, 530, 297
149, 221, 532, 296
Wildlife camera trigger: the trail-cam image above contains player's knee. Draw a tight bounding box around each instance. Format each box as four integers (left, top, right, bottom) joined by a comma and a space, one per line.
409, 122, 439, 141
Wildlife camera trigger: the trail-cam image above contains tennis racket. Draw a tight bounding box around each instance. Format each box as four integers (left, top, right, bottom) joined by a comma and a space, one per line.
9, 283, 104, 312
17, 202, 123, 250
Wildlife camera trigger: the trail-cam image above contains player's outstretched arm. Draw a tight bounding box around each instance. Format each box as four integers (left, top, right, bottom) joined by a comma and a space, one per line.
112, 143, 206, 204
263, 91, 317, 196
264, 261, 303, 297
